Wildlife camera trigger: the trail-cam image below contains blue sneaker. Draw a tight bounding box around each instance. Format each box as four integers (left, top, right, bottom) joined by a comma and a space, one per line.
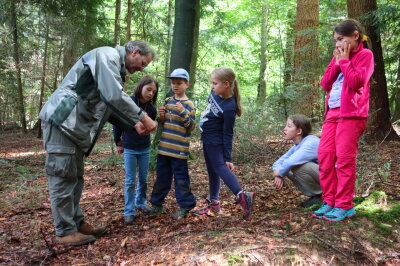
312, 203, 333, 219
323, 207, 355, 222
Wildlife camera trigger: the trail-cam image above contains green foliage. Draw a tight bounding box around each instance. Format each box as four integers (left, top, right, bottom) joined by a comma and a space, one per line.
355, 191, 400, 235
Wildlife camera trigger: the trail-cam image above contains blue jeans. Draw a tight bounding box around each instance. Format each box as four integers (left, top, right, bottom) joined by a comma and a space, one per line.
203, 143, 242, 201
123, 147, 150, 216
150, 154, 196, 209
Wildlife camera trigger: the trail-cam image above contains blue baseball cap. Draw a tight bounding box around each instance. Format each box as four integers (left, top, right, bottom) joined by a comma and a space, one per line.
167, 68, 189, 81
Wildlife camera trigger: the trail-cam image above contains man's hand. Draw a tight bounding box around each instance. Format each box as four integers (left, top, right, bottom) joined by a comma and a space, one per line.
274, 176, 285, 191
140, 114, 157, 132
226, 162, 235, 171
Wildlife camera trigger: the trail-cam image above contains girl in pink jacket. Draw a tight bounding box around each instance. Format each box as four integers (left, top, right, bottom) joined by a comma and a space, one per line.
312, 19, 374, 221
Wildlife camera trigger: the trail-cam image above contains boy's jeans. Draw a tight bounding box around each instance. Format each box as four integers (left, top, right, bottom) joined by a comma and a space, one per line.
123, 147, 150, 216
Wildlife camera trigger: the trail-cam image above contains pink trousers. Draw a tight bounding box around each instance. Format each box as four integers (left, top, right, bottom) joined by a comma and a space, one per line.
318, 108, 366, 209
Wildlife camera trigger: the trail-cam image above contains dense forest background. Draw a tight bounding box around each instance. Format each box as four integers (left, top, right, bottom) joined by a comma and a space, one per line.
1, 0, 399, 142
1, 1, 400, 264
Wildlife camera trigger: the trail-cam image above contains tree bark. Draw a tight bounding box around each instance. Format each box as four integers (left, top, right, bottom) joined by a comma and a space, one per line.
293, 0, 320, 118
163, 0, 173, 90
347, 0, 400, 142
257, 4, 269, 102
114, 0, 121, 46
10, 0, 27, 133
37, 15, 50, 138
126, 0, 132, 42
168, 0, 200, 97
187, 0, 200, 98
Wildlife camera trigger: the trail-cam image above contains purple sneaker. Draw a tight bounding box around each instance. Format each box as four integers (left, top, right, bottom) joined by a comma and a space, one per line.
236, 191, 255, 218
194, 201, 221, 216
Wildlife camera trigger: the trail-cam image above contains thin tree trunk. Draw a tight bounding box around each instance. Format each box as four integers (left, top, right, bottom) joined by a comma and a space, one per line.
124, 0, 133, 93
53, 35, 64, 93
10, 0, 27, 133
114, 0, 121, 46
257, 4, 269, 102
293, 0, 320, 118
389, 58, 400, 121
347, 0, 399, 142
37, 16, 50, 138
126, 0, 132, 42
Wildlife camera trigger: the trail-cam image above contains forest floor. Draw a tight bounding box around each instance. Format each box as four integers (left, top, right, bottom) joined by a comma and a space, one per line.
0, 130, 400, 265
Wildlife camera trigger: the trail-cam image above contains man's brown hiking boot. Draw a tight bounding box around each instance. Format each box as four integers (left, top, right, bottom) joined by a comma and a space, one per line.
54, 232, 96, 246
78, 221, 107, 238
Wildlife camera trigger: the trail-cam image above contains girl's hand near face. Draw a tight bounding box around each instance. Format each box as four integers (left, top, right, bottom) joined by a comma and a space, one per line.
335, 42, 351, 63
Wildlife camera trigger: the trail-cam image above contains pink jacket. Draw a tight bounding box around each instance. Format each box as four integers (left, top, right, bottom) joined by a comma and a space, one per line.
321, 43, 374, 118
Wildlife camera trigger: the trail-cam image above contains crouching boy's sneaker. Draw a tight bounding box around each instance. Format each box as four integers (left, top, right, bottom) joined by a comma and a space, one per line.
323, 207, 355, 222
193, 201, 221, 216
312, 203, 333, 219
171, 208, 190, 219
236, 191, 255, 218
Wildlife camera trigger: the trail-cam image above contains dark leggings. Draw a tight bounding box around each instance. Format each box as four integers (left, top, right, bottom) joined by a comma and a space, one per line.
203, 144, 242, 201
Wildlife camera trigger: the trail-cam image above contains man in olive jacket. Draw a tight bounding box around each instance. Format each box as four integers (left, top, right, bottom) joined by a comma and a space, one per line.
39, 40, 157, 246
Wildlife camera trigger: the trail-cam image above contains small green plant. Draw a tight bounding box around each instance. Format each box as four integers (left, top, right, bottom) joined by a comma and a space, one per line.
226, 254, 244, 265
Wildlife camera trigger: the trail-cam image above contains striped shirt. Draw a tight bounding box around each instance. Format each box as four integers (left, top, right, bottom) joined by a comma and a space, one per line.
158, 96, 195, 159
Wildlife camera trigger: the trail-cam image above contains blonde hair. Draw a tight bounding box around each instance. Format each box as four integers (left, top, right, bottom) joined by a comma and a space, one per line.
211, 67, 242, 117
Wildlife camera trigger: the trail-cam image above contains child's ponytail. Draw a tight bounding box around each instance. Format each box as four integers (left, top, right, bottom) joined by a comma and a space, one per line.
232, 79, 242, 117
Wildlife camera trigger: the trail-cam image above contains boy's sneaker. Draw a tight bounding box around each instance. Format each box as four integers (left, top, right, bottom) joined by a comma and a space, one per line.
236, 191, 255, 218
312, 203, 333, 219
145, 205, 166, 216
171, 208, 190, 219
299, 194, 323, 208
137, 205, 151, 214
323, 207, 355, 222
193, 201, 221, 216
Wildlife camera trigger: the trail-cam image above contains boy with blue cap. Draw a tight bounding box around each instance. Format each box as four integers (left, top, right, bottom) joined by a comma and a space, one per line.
145, 68, 197, 219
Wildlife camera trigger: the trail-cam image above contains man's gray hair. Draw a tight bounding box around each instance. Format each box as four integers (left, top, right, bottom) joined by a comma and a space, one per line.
125, 40, 155, 59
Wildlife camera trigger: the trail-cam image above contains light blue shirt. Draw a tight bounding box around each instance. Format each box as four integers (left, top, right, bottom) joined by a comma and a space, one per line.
328, 72, 344, 108
272, 135, 320, 178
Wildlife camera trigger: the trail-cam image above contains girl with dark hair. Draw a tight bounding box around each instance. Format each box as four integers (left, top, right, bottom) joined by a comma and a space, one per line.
272, 115, 322, 208
313, 19, 374, 221
113, 76, 158, 225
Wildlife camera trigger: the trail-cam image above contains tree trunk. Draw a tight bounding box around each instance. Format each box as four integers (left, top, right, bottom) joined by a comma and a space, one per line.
126, 0, 132, 42
293, 0, 320, 118
163, 0, 173, 90
37, 16, 50, 138
114, 0, 121, 46
389, 58, 400, 121
187, 0, 200, 98
168, 0, 200, 97
53, 34, 64, 93
257, 4, 269, 102
347, 0, 400, 142
10, 0, 27, 133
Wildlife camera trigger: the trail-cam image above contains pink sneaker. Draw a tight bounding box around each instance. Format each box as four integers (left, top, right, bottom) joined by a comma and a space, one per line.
236, 191, 255, 218
193, 201, 221, 216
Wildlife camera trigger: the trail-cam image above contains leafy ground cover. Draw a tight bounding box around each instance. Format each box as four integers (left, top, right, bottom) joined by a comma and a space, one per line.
0, 131, 399, 265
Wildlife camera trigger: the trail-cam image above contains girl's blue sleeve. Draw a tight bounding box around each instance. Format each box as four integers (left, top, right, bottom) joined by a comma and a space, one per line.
222, 110, 236, 162
273, 137, 319, 177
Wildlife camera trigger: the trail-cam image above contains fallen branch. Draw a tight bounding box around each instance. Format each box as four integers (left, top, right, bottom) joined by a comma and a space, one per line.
311, 233, 353, 263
